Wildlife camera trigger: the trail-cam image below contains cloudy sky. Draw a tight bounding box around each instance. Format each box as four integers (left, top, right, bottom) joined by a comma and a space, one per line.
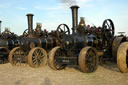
0, 0, 128, 35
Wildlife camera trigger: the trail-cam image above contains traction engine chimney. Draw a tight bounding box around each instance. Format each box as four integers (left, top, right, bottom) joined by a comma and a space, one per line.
70, 5, 79, 33
26, 14, 34, 37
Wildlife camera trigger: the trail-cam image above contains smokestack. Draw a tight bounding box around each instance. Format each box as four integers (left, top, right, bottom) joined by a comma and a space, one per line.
26, 14, 34, 37
70, 5, 79, 33
0, 21, 2, 34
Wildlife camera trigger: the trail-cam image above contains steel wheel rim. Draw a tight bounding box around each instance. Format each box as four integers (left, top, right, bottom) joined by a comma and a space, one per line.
78, 47, 98, 73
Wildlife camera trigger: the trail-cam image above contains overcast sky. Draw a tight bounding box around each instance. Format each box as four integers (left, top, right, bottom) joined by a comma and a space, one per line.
0, 0, 128, 35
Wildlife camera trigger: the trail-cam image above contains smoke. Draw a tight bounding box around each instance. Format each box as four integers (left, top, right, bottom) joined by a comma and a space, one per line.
59, 0, 77, 7
61, 0, 77, 6
59, 0, 93, 7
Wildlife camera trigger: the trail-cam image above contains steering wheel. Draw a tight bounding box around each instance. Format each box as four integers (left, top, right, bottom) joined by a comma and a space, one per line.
102, 19, 115, 40
23, 29, 28, 36
57, 24, 70, 42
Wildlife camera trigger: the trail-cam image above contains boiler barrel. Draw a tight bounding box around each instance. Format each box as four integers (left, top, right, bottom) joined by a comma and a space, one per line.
40, 37, 59, 50
20, 37, 41, 51
63, 34, 103, 51
7, 39, 21, 49
20, 37, 59, 51
0, 39, 21, 50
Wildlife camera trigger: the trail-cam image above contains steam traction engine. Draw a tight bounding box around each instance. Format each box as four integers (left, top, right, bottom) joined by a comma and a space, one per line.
48, 6, 115, 73
8, 14, 63, 68
0, 21, 19, 63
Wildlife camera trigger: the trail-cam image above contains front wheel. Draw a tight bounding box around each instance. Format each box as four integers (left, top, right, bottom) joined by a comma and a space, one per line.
49, 46, 66, 70
78, 46, 98, 73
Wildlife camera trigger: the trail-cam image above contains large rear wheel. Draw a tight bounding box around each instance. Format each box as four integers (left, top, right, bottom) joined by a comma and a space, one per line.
117, 42, 128, 73
27, 47, 47, 68
78, 46, 98, 73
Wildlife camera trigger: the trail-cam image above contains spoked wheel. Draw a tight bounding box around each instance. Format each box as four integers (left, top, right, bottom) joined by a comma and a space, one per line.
102, 19, 115, 40
0, 47, 9, 64
9, 47, 27, 66
117, 42, 128, 73
27, 47, 47, 68
49, 46, 66, 70
57, 24, 70, 42
78, 46, 98, 73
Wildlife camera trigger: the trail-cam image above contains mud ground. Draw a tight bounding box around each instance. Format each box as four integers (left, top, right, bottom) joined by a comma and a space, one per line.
0, 62, 128, 85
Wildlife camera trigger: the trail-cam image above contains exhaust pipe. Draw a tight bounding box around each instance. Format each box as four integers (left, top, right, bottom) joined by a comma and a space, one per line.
70, 5, 79, 33
26, 14, 34, 37
0, 20, 2, 34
